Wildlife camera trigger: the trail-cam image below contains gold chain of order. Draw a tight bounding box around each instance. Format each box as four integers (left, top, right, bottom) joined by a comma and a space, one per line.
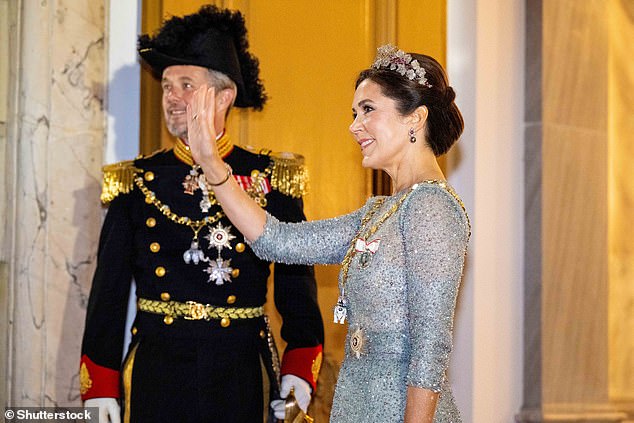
134, 176, 225, 236
339, 180, 470, 295
339, 185, 419, 296
134, 164, 274, 237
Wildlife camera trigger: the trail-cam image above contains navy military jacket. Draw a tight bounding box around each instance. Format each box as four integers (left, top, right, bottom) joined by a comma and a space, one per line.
80, 140, 324, 401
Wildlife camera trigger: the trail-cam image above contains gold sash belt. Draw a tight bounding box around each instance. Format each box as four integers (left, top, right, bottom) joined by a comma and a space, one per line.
137, 298, 264, 321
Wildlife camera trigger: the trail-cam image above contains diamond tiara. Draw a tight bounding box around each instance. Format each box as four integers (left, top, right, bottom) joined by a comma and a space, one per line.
371, 44, 432, 88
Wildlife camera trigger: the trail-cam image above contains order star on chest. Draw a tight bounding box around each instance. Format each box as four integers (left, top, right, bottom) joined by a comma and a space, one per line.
206, 222, 236, 253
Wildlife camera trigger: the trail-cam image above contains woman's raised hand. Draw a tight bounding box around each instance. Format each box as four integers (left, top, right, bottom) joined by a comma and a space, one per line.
186, 84, 270, 241
187, 84, 225, 178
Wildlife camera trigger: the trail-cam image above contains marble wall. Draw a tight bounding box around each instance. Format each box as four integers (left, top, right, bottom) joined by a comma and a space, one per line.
1, 0, 106, 407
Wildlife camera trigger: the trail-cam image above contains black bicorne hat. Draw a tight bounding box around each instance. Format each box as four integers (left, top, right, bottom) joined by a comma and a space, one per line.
138, 5, 267, 109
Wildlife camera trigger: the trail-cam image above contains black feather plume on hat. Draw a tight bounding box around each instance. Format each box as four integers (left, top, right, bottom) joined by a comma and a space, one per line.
138, 5, 267, 110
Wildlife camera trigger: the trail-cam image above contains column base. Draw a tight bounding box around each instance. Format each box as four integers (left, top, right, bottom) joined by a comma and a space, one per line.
516, 404, 632, 423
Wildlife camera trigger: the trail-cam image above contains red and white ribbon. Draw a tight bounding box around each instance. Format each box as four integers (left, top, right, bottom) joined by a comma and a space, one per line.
354, 238, 380, 254
234, 174, 271, 193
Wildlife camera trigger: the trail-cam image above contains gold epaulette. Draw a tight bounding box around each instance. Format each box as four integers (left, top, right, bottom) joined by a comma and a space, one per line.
100, 160, 143, 204
268, 151, 309, 198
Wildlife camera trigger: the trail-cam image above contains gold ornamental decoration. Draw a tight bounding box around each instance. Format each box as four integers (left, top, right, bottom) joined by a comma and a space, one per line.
269, 152, 309, 198
79, 363, 93, 395
100, 161, 143, 204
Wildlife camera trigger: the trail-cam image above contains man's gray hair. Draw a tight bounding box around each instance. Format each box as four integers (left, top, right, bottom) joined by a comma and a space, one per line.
207, 69, 238, 94
207, 69, 237, 110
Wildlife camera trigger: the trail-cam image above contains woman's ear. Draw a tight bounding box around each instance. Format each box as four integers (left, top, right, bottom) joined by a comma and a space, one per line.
409, 105, 429, 132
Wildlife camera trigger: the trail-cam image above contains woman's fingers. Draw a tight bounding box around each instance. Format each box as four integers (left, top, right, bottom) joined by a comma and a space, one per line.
205, 86, 215, 134
187, 84, 220, 165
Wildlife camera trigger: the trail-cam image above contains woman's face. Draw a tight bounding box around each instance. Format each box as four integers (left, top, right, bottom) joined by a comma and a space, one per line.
349, 79, 411, 171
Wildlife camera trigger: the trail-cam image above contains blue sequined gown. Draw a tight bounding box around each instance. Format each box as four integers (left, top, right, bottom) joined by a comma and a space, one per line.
250, 182, 470, 422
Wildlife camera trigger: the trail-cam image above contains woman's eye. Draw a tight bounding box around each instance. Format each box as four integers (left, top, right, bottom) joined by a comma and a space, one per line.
184, 83, 193, 89
363, 105, 374, 113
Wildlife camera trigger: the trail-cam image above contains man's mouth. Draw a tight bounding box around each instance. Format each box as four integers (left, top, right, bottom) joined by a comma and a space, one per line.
168, 109, 186, 117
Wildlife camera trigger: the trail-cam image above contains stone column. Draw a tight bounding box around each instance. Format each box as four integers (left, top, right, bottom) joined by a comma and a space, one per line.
1, 0, 106, 407
518, 0, 634, 421
608, 0, 634, 418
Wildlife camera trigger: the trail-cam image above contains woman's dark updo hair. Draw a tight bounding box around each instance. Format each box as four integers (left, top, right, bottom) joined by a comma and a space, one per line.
355, 54, 463, 156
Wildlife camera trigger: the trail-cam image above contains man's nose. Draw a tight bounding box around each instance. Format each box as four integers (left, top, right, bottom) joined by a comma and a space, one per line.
166, 88, 182, 101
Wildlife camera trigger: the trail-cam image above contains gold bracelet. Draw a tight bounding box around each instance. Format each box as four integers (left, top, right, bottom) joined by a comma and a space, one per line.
207, 163, 233, 186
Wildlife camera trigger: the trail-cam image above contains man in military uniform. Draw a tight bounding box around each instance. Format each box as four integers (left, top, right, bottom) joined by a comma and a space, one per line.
80, 6, 324, 422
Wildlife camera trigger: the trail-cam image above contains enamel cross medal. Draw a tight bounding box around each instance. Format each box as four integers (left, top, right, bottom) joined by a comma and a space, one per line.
333, 295, 347, 324
182, 165, 215, 213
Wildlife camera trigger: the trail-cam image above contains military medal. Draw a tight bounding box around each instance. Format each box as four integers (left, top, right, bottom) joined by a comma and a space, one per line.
200, 222, 237, 285
206, 223, 236, 253
182, 165, 217, 213
205, 257, 233, 285
182, 168, 200, 195
199, 196, 213, 213
197, 171, 215, 213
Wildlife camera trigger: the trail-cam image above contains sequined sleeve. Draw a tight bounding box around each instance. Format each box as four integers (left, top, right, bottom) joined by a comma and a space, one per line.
249, 202, 373, 265
400, 185, 469, 391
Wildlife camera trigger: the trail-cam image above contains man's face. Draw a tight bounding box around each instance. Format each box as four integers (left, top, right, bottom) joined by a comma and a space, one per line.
161, 65, 212, 140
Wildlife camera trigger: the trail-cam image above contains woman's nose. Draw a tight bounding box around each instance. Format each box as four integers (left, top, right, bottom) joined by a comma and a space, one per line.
349, 116, 361, 134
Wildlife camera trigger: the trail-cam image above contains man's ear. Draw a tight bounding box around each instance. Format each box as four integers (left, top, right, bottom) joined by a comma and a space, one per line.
215, 87, 236, 113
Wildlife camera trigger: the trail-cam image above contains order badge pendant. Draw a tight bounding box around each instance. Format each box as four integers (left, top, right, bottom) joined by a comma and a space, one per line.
183, 240, 207, 265
358, 251, 371, 269
333, 297, 347, 324
182, 169, 200, 195
204, 257, 233, 285
354, 237, 379, 269
199, 197, 212, 213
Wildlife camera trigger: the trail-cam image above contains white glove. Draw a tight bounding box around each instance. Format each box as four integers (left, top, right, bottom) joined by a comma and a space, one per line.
84, 398, 120, 423
270, 374, 312, 419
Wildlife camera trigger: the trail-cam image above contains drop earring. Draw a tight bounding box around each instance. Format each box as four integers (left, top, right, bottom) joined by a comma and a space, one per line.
409, 128, 416, 143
